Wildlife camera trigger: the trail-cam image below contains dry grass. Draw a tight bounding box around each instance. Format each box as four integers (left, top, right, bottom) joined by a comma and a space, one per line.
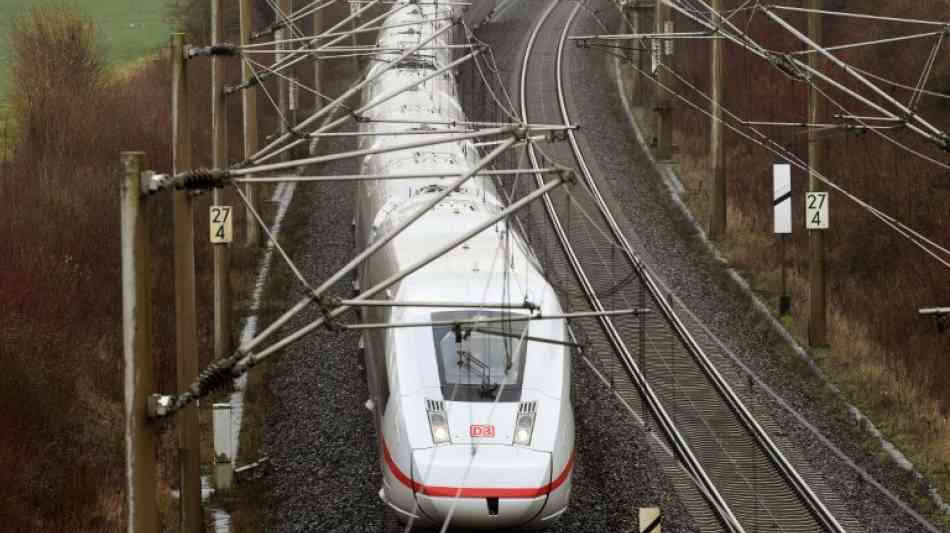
0, 4, 263, 531
716, 210, 950, 527
625, 0, 950, 523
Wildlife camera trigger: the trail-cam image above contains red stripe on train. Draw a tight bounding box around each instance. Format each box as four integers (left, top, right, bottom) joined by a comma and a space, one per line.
382, 441, 574, 499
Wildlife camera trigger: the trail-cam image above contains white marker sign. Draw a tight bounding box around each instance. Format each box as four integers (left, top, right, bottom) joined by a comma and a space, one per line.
213, 403, 234, 490
805, 191, 829, 229
664, 20, 674, 55
651, 39, 661, 73
639, 507, 662, 533
289, 78, 299, 111
773, 163, 792, 234
210, 205, 233, 243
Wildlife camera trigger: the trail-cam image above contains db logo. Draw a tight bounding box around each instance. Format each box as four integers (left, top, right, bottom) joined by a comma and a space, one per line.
469, 424, 495, 438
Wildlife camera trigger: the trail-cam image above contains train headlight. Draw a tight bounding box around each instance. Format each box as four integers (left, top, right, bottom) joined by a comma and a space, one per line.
428, 411, 451, 445
513, 411, 536, 446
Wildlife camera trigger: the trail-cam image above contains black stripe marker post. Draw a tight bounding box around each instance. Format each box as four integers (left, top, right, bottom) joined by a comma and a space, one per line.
639, 507, 662, 533
774, 162, 792, 315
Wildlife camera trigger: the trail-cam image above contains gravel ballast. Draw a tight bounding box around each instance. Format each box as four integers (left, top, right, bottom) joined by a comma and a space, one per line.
256, 1, 699, 531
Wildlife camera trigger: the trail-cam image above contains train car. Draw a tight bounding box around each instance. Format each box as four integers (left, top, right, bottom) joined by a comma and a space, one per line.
355, 2, 575, 529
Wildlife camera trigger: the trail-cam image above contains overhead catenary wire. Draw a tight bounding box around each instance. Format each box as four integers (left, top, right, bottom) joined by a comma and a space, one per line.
787, 29, 947, 56
247, 46, 490, 164
759, 5, 950, 148
152, 0, 586, 416
850, 63, 950, 101
161, 171, 569, 417
246, 22, 470, 163
584, 29, 950, 271
232, 167, 564, 183
768, 5, 950, 28
658, 0, 950, 150
228, 0, 397, 93
231, 182, 313, 291
620, 54, 950, 270
242, 54, 341, 110
245, 14, 454, 48
907, 30, 945, 112
578, 0, 950, 267
250, 0, 337, 40
240, 54, 298, 137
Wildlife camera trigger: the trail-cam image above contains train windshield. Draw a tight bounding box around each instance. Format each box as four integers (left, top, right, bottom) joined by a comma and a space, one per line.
431, 311, 528, 402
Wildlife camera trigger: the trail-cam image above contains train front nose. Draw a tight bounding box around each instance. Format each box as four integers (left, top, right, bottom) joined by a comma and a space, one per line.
411, 445, 552, 529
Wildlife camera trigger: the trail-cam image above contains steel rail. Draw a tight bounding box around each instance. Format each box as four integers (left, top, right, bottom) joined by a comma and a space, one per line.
519, 3, 745, 532
552, 3, 848, 533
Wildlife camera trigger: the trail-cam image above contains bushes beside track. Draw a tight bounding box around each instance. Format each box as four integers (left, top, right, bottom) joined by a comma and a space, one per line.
0, 4, 264, 530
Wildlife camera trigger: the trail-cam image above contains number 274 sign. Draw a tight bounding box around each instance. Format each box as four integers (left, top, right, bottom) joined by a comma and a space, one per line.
210, 206, 233, 243
805, 192, 829, 230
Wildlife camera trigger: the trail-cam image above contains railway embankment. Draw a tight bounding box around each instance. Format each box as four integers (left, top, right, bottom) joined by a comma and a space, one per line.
594, 5, 950, 532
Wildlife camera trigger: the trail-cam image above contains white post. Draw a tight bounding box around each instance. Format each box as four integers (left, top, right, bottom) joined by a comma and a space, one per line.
639, 507, 661, 532
213, 403, 234, 491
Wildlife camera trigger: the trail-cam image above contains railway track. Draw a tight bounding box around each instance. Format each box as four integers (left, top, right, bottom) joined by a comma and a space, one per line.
514, 2, 861, 531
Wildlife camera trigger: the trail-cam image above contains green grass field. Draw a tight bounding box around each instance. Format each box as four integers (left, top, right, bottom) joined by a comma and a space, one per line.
0, 0, 172, 94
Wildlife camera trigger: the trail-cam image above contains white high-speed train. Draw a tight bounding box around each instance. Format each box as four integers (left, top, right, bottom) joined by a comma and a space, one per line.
354, 2, 574, 529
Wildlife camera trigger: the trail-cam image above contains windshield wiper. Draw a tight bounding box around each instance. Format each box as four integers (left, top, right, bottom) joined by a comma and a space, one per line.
456, 349, 496, 396
453, 324, 497, 395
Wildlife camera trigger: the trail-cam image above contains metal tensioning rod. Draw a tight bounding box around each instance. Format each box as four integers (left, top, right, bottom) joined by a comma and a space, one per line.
760, 6, 948, 142
569, 32, 713, 40
143, 125, 574, 192
151, 168, 573, 418
339, 299, 541, 310
242, 44, 478, 54
246, 15, 455, 48
234, 125, 515, 176
145, 135, 533, 399
345, 309, 646, 330
232, 0, 387, 90
252, 45, 486, 164
469, 327, 584, 350
148, 124, 573, 192
233, 171, 572, 371
232, 167, 562, 183
664, 0, 948, 149
247, 16, 459, 162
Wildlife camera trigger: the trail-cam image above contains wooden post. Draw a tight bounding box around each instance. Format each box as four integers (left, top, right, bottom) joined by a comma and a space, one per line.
120, 151, 158, 533
708, 0, 726, 239
171, 34, 204, 533
624, 1, 639, 103
350, 1, 359, 71
278, 0, 292, 157
313, 2, 323, 115
808, 0, 828, 347
240, 0, 261, 246
211, 0, 233, 361
654, 0, 674, 161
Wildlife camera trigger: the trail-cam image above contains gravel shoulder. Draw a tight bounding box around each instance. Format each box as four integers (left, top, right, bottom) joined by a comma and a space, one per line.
259, 139, 384, 532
